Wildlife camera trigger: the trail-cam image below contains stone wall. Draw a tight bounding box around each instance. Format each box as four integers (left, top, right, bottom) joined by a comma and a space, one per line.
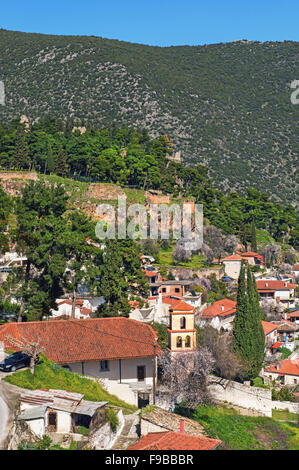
209, 377, 299, 417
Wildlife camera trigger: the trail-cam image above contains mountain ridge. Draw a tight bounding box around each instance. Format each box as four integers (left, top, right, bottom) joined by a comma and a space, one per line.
0, 29, 298, 206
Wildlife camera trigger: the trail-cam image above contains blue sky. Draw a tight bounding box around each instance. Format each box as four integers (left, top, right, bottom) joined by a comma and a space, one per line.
1, 0, 299, 46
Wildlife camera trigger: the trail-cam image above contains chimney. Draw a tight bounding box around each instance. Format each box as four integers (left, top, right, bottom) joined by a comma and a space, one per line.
221, 304, 225, 311
180, 419, 185, 434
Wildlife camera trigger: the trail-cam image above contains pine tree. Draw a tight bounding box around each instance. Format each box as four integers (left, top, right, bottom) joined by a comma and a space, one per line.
46, 141, 55, 174
55, 147, 68, 176
13, 128, 30, 170
233, 264, 265, 380
250, 220, 257, 252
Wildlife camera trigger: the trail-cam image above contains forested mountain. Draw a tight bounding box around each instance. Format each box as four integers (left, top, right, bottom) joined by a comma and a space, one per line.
0, 29, 298, 205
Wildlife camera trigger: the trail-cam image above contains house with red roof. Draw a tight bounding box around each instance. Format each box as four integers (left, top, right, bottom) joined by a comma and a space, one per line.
256, 279, 297, 309
220, 254, 245, 280
292, 264, 299, 278
261, 321, 278, 348
51, 298, 92, 319
236, 251, 264, 266
128, 430, 222, 450
130, 293, 195, 325
285, 310, 299, 323
263, 352, 299, 386
0, 317, 161, 408
198, 299, 237, 331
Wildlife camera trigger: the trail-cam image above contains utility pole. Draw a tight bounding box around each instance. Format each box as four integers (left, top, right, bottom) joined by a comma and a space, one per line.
153, 338, 157, 405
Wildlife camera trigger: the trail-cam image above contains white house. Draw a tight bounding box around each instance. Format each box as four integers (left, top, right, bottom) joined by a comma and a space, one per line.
263, 352, 299, 386
129, 294, 195, 326
0, 317, 160, 408
197, 299, 237, 331
220, 255, 244, 280
292, 264, 299, 278
261, 321, 278, 349
18, 389, 107, 438
256, 280, 297, 309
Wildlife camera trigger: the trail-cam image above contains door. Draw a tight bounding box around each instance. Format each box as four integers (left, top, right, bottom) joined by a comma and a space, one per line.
138, 392, 149, 409
47, 412, 57, 432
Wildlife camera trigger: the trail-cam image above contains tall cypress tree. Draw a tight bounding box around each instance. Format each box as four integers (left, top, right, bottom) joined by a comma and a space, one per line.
233, 264, 265, 380
13, 128, 30, 170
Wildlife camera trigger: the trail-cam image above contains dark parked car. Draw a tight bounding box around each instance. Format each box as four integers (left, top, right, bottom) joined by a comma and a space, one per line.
0, 313, 18, 323
0, 351, 36, 372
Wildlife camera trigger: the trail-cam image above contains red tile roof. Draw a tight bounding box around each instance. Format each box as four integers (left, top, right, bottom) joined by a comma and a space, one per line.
265, 358, 299, 377
262, 321, 277, 336
292, 264, 299, 271
163, 296, 194, 313
236, 251, 264, 262
286, 310, 299, 320
201, 299, 236, 319
221, 255, 244, 261
146, 295, 194, 313
0, 318, 161, 364
256, 280, 296, 291
129, 431, 222, 450
143, 270, 159, 278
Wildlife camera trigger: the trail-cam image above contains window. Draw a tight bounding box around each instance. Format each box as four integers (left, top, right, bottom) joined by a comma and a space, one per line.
137, 365, 146, 382
175, 288, 180, 293
176, 336, 182, 348
162, 288, 166, 293
185, 336, 191, 347
180, 317, 186, 329
100, 360, 109, 371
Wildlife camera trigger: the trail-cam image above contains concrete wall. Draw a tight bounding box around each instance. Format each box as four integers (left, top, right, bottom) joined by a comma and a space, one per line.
27, 418, 45, 437
223, 261, 241, 280
67, 357, 154, 386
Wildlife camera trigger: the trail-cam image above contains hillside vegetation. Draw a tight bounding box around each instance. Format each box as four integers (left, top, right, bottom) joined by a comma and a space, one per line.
0, 29, 298, 205
4, 355, 137, 412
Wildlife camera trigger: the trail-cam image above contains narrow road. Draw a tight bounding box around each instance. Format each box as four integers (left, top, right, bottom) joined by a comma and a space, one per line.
0, 394, 9, 449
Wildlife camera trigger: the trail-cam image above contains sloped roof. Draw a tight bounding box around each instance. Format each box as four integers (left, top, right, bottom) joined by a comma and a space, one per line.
262, 321, 277, 335
140, 406, 204, 435
265, 358, 299, 377
201, 299, 236, 319
221, 255, 244, 261
129, 431, 222, 450
256, 280, 296, 291
0, 317, 160, 363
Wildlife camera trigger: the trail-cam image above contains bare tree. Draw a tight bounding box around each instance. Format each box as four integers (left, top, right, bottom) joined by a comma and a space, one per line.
261, 244, 281, 267
173, 242, 192, 263
158, 348, 215, 410
5, 334, 44, 375
223, 234, 239, 254
198, 326, 244, 380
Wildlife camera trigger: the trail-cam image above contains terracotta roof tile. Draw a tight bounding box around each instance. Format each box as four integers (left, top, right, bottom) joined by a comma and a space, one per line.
0, 318, 160, 363
265, 358, 299, 376
262, 321, 277, 335
256, 280, 296, 291
129, 431, 222, 450
201, 299, 236, 319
